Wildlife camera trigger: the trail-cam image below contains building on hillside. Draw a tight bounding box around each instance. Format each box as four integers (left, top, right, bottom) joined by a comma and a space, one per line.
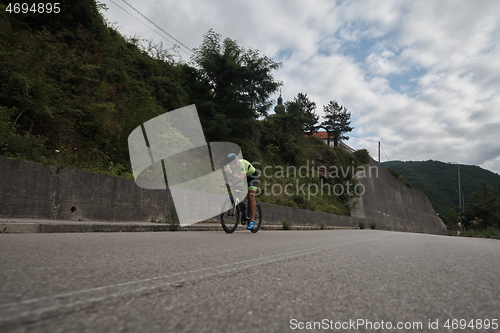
274, 92, 285, 114
309, 131, 355, 152
273, 94, 355, 152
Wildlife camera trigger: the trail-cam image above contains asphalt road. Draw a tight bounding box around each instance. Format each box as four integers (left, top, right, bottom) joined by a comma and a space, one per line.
1, 230, 499, 332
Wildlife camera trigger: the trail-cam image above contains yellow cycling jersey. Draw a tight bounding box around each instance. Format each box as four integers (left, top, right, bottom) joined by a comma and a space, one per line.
226, 159, 256, 175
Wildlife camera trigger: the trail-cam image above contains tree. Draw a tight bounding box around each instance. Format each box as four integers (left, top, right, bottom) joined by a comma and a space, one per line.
191, 29, 282, 120
440, 209, 460, 231
464, 181, 500, 229
294, 93, 318, 136
321, 100, 353, 147
0, 1, 190, 171
260, 94, 315, 164
283, 100, 307, 135
270, 92, 318, 135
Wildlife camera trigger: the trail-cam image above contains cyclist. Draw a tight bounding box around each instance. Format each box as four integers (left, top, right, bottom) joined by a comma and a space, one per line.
224, 153, 259, 230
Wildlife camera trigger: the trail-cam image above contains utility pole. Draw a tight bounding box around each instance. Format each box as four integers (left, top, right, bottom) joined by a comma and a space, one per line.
458, 163, 462, 220
448, 162, 462, 231
378, 141, 381, 163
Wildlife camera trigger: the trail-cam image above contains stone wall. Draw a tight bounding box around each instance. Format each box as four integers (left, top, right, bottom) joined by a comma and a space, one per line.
0, 156, 168, 222
351, 159, 447, 235
0, 156, 447, 234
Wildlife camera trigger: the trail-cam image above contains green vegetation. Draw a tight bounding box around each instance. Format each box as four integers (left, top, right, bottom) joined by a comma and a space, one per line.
382, 160, 500, 215
439, 209, 460, 230
462, 182, 499, 231
0, 0, 365, 216
459, 227, 500, 239
383, 160, 500, 236
281, 219, 293, 230
386, 167, 412, 188
1, 1, 189, 176
320, 100, 352, 147
255, 140, 366, 215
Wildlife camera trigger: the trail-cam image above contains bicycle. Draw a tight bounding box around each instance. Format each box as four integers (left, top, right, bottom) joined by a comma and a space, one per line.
220, 187, 262, 234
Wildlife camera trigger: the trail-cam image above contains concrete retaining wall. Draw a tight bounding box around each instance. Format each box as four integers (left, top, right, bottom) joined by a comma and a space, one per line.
0, 156, 447, 234
352, 159, 447, 235
259, 202, 355, 228
0, 156, 169, 222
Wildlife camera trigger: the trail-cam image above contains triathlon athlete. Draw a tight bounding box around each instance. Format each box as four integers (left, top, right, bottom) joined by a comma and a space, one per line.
224, 153, 259, 230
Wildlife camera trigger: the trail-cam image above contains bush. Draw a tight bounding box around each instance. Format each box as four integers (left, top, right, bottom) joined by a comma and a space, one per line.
353, 149, 370, 164
460, 227, 500, 239
387, 167, 401, 179
370, 222, 377, 230
281, 219, 293, 230
0, 107, 48, 161
358, 222, 365, 229
386, 167, 413, 188
319, 222, 326, 230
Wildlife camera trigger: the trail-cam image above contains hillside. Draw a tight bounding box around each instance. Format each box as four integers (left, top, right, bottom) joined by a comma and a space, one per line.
382, 160, 500, 215
0, 0, 371, 216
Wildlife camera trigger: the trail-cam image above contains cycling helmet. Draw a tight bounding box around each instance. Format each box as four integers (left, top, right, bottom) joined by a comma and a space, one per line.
227, 153, 238, 165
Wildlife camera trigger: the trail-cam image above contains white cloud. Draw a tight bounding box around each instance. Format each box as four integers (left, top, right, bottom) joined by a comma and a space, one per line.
366, 50, 400, 76
101, 0, 500, 174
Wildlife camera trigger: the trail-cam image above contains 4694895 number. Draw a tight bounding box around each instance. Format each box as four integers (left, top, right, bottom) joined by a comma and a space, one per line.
5, 3, 61, 14
444, 319, 498, 330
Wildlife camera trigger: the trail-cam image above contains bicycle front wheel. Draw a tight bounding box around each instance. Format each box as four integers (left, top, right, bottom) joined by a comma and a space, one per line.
220, 198, 240, 233
249, 201, 262, 233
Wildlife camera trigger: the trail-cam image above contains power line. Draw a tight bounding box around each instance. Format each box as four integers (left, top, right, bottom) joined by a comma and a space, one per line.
349, 135, 391, 162
380, 143, 390, 162
108, 0, 193, 56
120, 0, 193, 54
108, 0, 168, 44
349, 134, 379, 143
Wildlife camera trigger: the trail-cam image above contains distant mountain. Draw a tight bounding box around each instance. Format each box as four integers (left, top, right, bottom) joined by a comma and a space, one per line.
381, 160, 500, 215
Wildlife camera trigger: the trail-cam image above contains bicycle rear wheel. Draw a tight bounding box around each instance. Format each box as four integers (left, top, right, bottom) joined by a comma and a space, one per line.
220, 198, 240, 233
249, 201, 262, 233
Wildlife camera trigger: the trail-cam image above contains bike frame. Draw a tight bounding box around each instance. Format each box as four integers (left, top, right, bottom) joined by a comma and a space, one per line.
230, 189, 249, 222
221, 184, 251, 222
220, 185, 262, 233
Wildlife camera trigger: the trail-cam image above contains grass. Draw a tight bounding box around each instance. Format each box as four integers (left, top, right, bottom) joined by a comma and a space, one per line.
281, 219, 293, 230
459, 227, 500, 239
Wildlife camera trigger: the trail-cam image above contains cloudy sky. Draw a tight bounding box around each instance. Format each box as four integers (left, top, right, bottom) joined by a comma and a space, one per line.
101, 0, 500, 174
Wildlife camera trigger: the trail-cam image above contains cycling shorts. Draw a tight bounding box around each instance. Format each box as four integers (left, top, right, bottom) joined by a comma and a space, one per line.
247, 171, 259, 192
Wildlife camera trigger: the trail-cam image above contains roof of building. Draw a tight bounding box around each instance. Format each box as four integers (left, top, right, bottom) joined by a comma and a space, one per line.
310, 131, 333, 139
308, 131, 356, 152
